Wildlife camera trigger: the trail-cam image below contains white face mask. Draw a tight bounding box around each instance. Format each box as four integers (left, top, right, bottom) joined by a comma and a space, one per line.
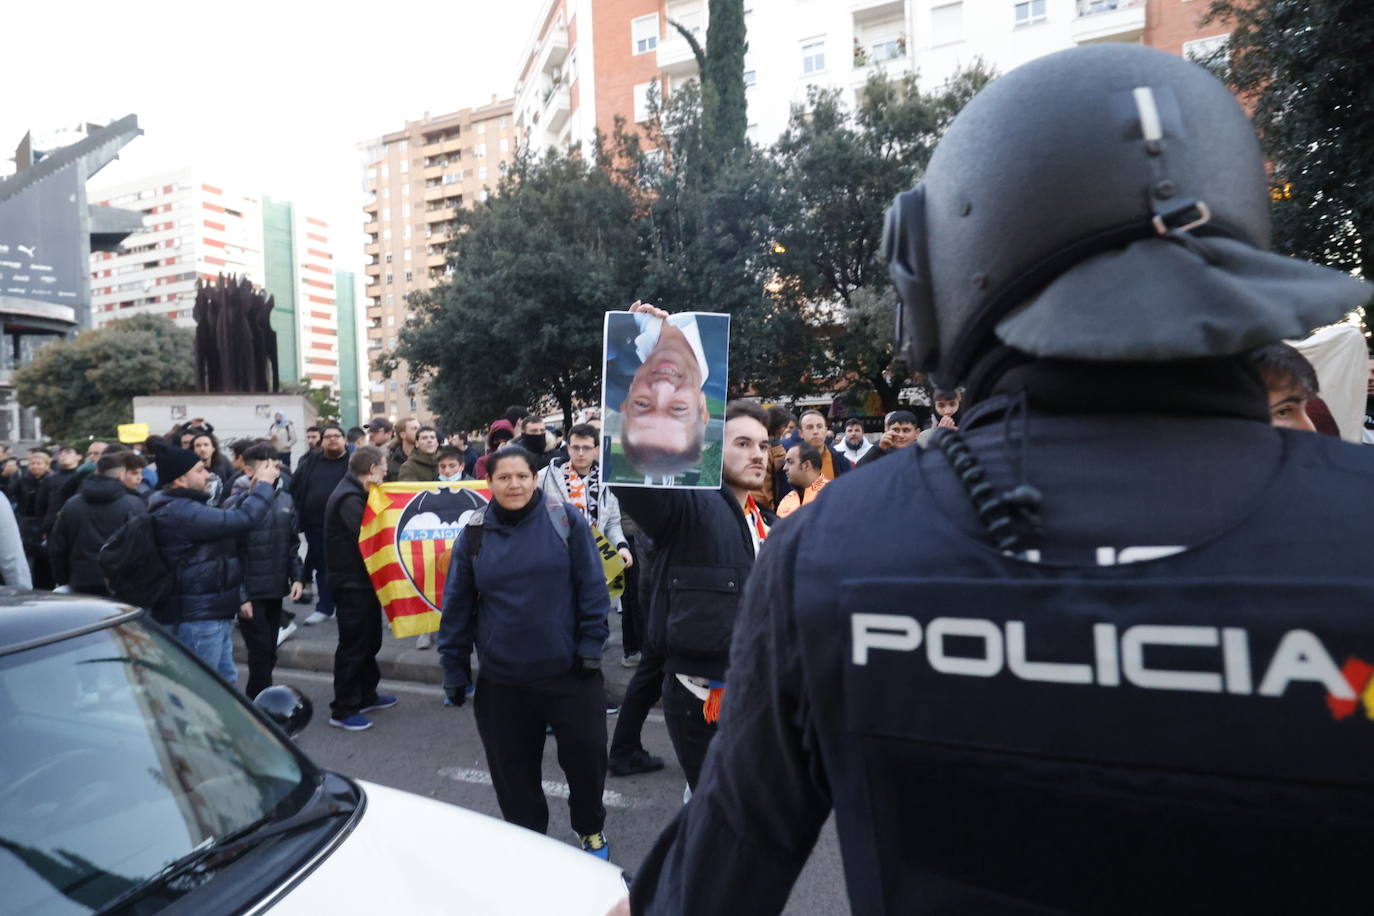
438, 471, 463, 482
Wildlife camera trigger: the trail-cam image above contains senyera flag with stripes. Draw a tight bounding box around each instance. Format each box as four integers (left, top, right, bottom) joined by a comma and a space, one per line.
359, 482, 492, 638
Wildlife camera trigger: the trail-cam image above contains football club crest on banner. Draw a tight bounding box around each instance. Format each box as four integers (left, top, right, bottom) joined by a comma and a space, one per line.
359, 482, 628, 638
360, 482, 491, 638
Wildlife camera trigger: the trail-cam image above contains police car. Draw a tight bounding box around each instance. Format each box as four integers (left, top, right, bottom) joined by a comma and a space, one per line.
0, 592, 627, 914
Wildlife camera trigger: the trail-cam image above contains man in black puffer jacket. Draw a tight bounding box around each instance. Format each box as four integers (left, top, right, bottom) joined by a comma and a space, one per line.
226, 442, 305, 698
49, 452, 147, 595
149, 444, 279, 687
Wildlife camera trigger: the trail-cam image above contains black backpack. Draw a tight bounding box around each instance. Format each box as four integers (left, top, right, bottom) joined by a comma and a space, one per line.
99, 510, 175, 609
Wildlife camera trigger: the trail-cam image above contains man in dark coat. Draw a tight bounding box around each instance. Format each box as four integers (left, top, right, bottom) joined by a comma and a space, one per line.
323, 445, 396, 730
149, 444, 278, 686
226, 442, 304, 698
49, 452, 147, 595
16, 448, 53, 587
614, 393, 776, 790
291, 423, 350, 625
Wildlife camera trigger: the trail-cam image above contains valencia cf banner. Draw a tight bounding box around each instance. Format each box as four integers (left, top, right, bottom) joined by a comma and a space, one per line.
359, 482, 628, 638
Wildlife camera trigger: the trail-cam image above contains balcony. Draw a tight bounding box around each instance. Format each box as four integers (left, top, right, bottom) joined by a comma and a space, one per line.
364, 242, 380, 257
365, 263, 381, 276
423, 165, 444, 180
426, 206, 457, 223
423, 185, 447, 202
541, 85, 571, 133
535, 25, 569, 76
1072, 0, 1145, 44
850, 0, 903, 24
427, 252, 447, 269
658, 31, 702, 76
363, 220, 380, 235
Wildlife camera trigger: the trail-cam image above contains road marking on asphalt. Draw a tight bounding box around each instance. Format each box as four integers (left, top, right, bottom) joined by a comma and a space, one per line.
438, 767, 636, 808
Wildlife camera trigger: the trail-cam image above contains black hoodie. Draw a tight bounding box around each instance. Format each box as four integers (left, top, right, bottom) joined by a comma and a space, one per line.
48, 474, 147, 590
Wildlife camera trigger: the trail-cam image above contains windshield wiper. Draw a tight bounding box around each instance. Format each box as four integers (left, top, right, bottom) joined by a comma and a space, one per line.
97, 781, 351, 914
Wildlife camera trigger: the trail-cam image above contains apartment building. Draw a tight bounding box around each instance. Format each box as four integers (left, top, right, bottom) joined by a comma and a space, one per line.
515, 0, 1216, 152
89, 169, 352, 395
358, 99, 516, 425
1143, 0, 1232, 61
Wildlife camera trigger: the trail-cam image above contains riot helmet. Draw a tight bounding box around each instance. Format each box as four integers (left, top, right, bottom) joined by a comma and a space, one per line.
883, 44, 1369, 386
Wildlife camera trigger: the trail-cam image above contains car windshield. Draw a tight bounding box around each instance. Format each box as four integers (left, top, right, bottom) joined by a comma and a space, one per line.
0, 618, 314, 915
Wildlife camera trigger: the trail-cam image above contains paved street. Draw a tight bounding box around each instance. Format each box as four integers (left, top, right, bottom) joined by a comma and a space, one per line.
264, 666, 851, 915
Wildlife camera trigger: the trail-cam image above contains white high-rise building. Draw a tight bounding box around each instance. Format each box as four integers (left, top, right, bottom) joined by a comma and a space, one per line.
89, 168, 346, 392
515, 0, 1148, 151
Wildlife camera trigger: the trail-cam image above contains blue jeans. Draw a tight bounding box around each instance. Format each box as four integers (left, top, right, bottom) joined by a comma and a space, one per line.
303, 526, 335, 618
179, 619, 238, 684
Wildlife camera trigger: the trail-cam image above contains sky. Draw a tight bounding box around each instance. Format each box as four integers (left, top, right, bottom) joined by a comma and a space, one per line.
0, 0, 545, 272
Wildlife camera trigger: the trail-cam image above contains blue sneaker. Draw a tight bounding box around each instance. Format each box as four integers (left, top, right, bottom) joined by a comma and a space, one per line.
580, 831, 610, 861
360, 695, 398, 713
328, 713, 373, 731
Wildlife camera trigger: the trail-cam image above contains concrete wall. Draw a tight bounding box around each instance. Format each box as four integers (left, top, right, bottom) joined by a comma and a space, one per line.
133, 393, 318, 468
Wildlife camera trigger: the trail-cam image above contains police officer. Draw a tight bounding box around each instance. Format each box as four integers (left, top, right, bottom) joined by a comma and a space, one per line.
627, 44, 1374, 915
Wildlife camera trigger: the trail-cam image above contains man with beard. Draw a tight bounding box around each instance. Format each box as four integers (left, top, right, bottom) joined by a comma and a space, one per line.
292, 424, 351, 625
836, 418, 874, 468
614, 379, 776, 792
519, 415, 552, 472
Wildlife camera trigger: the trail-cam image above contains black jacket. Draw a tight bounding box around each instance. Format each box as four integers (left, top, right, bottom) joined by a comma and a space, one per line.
631, 366, 1374, 915
16, 472, 47, 545
225, 480, 304, 600
324, 473, 372, 590
48, 475, 146, 590
148, 483, 275, 624
38, 467, 75, 537
292, 450, 349, 530
614, 485, 775, 682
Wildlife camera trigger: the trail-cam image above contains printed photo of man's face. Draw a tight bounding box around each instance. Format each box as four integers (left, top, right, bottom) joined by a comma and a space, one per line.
620, 321, 709, 475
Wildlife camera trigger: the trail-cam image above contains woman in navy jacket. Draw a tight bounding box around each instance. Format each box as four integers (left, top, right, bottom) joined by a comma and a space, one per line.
437, 446, 614, 861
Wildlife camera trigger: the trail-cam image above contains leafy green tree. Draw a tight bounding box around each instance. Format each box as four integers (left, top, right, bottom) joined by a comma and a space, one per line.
632, 81, 815, 401
15, 314, 194, 442
1206, 0, 1374, 282
282, 379, 340, 424
770, 64, 994, 410
702, 0, 748, 160
381, 145, 644, 432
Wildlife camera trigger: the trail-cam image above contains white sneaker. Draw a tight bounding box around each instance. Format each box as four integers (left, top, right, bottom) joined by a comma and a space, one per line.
415, 632, 433, 650
276, 622, 298, 646
303, 611, 330, 625
621, 652, 641, 668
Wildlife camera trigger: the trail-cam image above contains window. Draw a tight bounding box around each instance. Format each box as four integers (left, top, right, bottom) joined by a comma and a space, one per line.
743, 70, 757, 88
382, 229, 392, 242
477, 121, 486, 135
499, 116, 509, 129
401, 183, 410, 195
386, 314, 396, 327
802, 38, 826, 74
404, 270, 413, 283
384, 252, 392, 263
1014, 0, 1046, 26
398, 140, 408, 153
401, 203, 410, 218
931, 2, 963, 45
400, 158, 409, 173
402, 224, 411, 239
869, 35, 904, 63
385, 272, 393, 285
480, 189, 489, 202
1183, 33, 1230, 64
633, 80, 659, 123
478, 166, 488, 182
382, 186, 390, 198
499, 160, 509, 175
476, 143, 486, 159
404, 248, 412, 260
631, 14, 659, 54
386, 294, 394, 306
444, 171, 463, 184
499, 137, 509, 153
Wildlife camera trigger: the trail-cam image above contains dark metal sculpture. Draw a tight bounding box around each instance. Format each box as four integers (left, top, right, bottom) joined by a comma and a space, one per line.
192, 274, 279, 393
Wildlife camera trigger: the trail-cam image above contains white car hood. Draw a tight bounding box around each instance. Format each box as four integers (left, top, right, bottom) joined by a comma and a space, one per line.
268, 779, 626, 915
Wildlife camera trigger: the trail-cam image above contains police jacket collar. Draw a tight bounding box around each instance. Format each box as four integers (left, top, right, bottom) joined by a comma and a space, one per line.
961, 351, 1270, 429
